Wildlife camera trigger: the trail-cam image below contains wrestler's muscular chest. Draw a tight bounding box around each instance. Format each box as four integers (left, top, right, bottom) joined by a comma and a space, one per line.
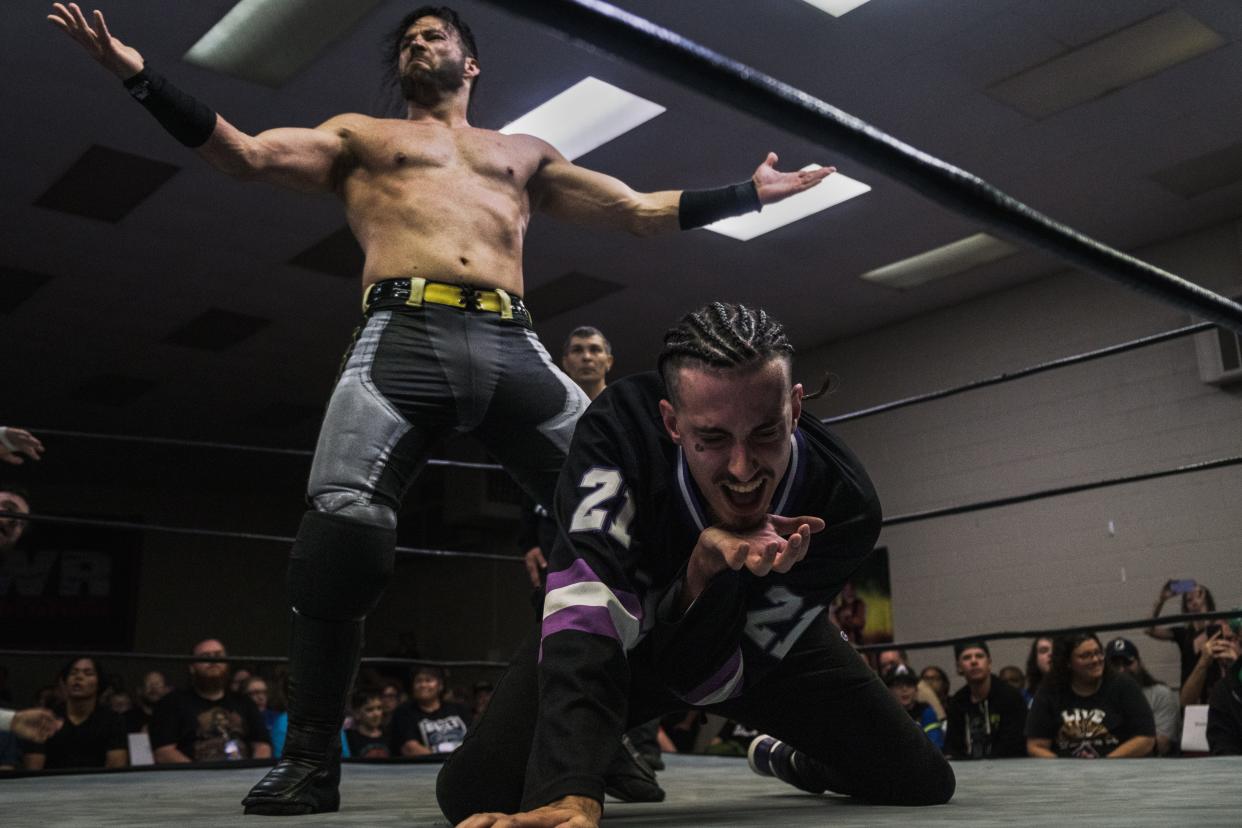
335, 118, 550, 286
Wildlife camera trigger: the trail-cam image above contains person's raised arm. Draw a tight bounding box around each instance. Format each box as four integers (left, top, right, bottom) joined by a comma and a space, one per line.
529, 141, 835, 237
49, 4, 351, 194
1145, 581, 1176, 641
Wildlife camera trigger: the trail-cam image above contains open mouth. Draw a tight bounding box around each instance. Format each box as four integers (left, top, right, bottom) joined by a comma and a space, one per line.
720, 478, 766, 511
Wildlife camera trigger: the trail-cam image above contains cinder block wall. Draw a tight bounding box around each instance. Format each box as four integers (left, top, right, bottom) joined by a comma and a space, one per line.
798, 220, 1242, 685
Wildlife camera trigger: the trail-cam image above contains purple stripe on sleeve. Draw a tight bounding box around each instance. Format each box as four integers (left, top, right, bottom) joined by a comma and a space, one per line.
682, 647, 744, 705
541, 604, 622, 644
544, 558, 642, 619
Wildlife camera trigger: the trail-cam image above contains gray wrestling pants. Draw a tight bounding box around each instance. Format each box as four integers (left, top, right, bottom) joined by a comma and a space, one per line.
307, 300, 589, 528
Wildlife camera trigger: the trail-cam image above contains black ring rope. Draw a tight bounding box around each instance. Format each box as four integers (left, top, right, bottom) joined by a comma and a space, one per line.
0, 650, 508, 669
2, 611, 1231, 667
24, 427, 504, 472
26, 322, 1217, 462
821, 321, 1215, 425
483, 0, 1242, 334
881, 454, 1242, 526
0, 510, 521, 565
855, 610, 1242, 654
6, 453, 1239, 545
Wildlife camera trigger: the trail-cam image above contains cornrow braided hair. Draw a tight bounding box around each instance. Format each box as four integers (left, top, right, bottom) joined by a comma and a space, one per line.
659, 302, 793, 399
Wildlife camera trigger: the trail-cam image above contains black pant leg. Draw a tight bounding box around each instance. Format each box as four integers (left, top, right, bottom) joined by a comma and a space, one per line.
715, 618, 955, 806
437, 629, 542, 823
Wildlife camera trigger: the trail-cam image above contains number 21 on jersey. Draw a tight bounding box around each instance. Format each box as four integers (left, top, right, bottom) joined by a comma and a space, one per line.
569, 467, 636, 549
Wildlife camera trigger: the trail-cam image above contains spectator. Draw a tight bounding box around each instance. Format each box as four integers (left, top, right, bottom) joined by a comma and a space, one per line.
23, 656, 127, 770
244, 676, 280, 733
919, 665, 951, 713
1179, 621, 1239, 707
472, 681, 494, 720
1147, 580, 1216, 683
877, 649, 946, 721
345, 689, 391, 759
0, 426, 44, 465
125, 670, 170, 733
1024, 637, 1054, 705
0, 484, 31, 554
1105, 637, 1180, 755
945, 642, 1026, 759
884, 665, 944, 750
705, 719, 760, 756
998, 666, 1024, 691
391, 665, 471, 756
1206, 652, 1242, 755
109, 690, 133, 716
520, 326, 614, 589
379, 679, 404, 727
1026, 633, 1154, 759
149, 639, 271, 762
230, 668, 253, 695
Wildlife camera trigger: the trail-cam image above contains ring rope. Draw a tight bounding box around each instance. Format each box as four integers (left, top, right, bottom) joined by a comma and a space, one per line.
2, 611, 1232, 665
0, 510, 522, 565
0, 649, 508, 669
24, 427, 504, 472
822, 321, 1215, 425
855, 610, 1242, 654
484, 0, 1242, 334
881, 454, 1242, 526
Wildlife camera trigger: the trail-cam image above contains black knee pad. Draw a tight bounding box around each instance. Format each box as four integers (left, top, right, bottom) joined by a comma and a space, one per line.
288, 510, 396, 621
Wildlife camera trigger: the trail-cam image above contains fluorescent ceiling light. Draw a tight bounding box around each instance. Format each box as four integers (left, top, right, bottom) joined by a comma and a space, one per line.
704, 167, 870, 242
988, 9, 1224, 119
185, 0, 384, 87
800, 0, 873, 17
860, 233, 1018, 289
500, 77, 665, 161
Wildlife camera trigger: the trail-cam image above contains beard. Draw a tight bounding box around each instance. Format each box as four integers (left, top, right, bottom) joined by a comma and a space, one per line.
192, 669, 229, 696
400, 54, 466, 107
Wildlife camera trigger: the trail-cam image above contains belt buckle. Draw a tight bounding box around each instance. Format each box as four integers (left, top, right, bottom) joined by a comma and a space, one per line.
458, 284, 480, 311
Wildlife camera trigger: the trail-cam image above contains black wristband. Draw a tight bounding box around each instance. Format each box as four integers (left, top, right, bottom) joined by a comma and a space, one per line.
678, 180, 761, 230
123, 68, 217, 148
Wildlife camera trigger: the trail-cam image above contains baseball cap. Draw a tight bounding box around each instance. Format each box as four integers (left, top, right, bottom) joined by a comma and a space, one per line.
1106, 637, 1139, 663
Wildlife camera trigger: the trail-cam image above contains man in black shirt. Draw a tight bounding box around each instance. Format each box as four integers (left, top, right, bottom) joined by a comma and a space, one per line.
391, 666, 471, 756
945, 641, 1027, 759
150, 639, 271, 763
438, 303, 954, 827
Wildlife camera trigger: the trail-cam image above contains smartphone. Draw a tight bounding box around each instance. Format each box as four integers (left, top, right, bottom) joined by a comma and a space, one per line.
1168, 579, 1197, 594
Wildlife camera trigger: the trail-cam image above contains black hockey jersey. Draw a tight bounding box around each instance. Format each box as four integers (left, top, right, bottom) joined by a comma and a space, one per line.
525, 371, 881, 806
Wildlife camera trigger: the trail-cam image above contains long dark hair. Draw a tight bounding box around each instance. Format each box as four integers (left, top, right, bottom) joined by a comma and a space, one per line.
1025, 636, 1052, 693
1183, 585, 1216, 613
382, 6, 480, 112
1044, 633, 1113, 694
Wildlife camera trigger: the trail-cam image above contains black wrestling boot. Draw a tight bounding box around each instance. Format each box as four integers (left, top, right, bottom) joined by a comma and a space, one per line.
604, 734, 666, 803
242, 613, 361, 815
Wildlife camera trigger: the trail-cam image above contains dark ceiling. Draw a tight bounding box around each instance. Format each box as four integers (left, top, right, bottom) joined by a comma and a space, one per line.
6, 0, 1242, 449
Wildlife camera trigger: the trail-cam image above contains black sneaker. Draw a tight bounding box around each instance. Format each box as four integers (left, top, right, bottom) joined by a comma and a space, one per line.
747, 735, 827, 795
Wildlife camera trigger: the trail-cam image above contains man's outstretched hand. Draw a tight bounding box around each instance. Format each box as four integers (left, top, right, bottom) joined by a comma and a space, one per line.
681, 514, 826, 610
48, 3, 144, 78
752, 152, 835, 205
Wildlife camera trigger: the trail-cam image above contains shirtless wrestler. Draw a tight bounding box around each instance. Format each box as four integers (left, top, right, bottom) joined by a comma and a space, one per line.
50, 3, 836, 814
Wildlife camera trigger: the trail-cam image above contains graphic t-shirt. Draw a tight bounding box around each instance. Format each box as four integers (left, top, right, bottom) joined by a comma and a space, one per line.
945, 677, 1028, 759
1026, 673, 1155, 758
389, 701, 471, 754
149, 689, 270, 761
346, 727, 392, 759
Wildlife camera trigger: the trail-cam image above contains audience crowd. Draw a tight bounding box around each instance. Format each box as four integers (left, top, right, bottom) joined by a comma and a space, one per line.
2, 421, 1239, 771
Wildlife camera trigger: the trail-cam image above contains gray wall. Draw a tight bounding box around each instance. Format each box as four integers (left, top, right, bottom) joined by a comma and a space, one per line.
798, 219, 1242, 686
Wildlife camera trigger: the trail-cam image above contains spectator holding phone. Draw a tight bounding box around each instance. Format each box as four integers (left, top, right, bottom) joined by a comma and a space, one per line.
1179, 620, 1240, 707
1146, 579, 1216, 683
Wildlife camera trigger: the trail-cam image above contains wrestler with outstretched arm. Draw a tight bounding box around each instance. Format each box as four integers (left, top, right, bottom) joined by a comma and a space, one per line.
50, 3, 835, 815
